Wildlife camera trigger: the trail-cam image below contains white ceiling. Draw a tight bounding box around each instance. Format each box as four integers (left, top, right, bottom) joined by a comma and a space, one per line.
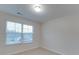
0, 4, 79, 23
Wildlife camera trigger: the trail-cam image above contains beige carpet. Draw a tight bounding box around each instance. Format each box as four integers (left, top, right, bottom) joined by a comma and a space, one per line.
16, 48, 60, 55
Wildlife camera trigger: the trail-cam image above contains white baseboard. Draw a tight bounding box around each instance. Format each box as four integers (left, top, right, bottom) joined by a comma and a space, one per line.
8, 47, 39, 55
42, 47, 63, 55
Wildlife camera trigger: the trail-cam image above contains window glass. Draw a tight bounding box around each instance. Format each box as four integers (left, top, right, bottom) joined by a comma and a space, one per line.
6, 21, 33, 45
6, 21, 22, 44
23, 25, 33, 43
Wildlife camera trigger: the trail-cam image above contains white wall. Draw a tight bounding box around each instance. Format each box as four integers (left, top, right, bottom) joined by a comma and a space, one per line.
0, 12, 40, 55
42, 15, 79, 55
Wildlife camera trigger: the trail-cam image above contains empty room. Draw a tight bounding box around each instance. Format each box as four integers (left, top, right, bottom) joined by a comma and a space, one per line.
0, 4, 79, 55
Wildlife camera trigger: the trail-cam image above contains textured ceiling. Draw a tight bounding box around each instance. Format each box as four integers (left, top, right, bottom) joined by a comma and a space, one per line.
15, 4, 79, 23
0, 4, 79, 23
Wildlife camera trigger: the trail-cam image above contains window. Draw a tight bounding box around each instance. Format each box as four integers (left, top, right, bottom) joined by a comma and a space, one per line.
6, 21, 33, 45
23, 25, 33, 43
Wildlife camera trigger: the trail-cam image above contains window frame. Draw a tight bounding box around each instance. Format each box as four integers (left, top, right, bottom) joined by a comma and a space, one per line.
6, 21, 33, 45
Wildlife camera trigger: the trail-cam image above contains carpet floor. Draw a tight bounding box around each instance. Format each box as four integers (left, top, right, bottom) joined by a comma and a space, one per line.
16, 48, 60, 55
